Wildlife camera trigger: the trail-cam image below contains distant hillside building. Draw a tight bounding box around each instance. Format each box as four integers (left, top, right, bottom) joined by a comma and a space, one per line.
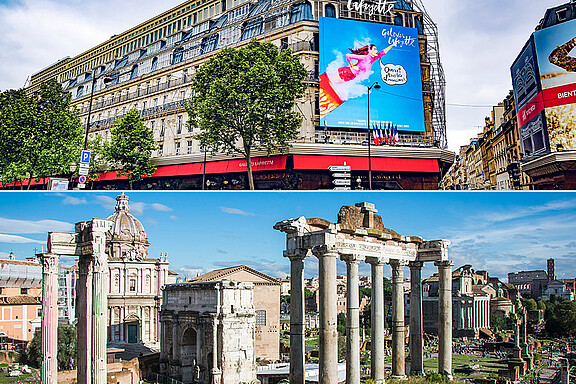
189, 265, 280, 361
423, 265, 490, 337
0, 254, 42, 348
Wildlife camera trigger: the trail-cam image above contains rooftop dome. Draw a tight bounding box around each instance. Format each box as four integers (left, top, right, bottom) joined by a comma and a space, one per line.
106, 193, 149, 261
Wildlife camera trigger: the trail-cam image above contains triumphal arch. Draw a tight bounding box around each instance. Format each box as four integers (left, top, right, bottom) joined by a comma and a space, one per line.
275, 202, 453, 384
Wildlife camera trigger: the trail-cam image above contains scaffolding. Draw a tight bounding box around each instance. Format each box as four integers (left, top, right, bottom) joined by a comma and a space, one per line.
411, 0, 448, 150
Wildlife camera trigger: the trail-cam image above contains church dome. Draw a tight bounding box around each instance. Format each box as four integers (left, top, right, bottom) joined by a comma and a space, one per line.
106, 193, 149, 260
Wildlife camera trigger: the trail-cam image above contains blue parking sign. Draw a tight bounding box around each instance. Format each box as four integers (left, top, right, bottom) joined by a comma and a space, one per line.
81, 150, 91, 164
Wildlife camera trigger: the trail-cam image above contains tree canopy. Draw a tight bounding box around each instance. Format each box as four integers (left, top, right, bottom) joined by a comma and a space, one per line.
105, 108, 157, 188
23, 324, 77, 370
0, 80, 83, 189
186, 39, 307, 189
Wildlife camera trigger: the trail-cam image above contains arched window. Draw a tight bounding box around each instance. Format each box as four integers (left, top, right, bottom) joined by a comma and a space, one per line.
325, 4, 336, 18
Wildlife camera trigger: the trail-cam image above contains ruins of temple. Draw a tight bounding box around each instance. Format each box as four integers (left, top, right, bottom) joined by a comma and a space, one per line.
275, 202, 454, 384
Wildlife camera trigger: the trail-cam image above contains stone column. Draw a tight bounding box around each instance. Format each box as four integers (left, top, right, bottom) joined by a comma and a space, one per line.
409, 261, 424, 376
172, 313, 182, 380
436, 261, 453, 378
159, 315, 168, 376
91, 244, 109, 384
366, 257, 385, 384
284, 249, 307, 384
77, 255, 93, 384
390, 259, 407, 379
314, 245, 338, 384
211, 313, 221, 384
341, 254, 364, 384
40, 253, 59, 384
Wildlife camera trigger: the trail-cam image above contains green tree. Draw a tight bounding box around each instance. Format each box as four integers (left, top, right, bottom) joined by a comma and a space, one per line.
304, 288, 315, 299
337, 312, 346, 335
491, 314, 507, 331
187, 39, 307, 190
524, 298, 538, 311
23, 324, 77, 370
552, 300, 576, 336
106, 108, 157, 189
0, 80, 83, 189
537, 300, 546, 310
359, 287, 372, 300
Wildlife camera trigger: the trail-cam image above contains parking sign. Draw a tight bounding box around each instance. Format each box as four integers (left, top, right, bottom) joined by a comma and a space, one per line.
81, 150, 91, 164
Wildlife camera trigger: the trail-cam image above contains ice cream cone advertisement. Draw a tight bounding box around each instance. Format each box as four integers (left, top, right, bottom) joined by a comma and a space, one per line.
319, 17, 425, 132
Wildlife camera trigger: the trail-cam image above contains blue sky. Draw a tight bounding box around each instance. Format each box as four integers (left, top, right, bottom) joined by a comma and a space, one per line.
0, 0, 566, 151
1, 192, 575, 281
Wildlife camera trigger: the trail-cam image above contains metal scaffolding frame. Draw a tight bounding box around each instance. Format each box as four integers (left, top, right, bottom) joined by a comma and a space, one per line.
411, 0, 448, 150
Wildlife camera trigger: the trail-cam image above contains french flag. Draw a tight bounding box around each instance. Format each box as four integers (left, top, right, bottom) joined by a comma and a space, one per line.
378, 124, 384, 145
372, 124, 380, 145
393, 125, 399, 144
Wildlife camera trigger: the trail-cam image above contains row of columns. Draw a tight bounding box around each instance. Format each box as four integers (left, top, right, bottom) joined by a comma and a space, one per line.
286, 247, 453, 384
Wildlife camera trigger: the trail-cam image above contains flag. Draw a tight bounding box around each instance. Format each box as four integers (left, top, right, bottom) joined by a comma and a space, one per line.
394, 124, 399, 144
372, 124, 379, 145
378, 124, 384, 145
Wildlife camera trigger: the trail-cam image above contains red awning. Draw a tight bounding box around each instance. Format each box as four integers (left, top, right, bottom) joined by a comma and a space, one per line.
293, 155, 439, 173
97, 155, 288, 180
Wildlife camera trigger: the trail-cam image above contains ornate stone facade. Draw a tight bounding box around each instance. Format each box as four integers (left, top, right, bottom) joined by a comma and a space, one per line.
106, 193, 175, 349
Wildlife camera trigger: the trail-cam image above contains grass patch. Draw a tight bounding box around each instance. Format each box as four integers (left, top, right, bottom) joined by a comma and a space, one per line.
424, 355, 507, 380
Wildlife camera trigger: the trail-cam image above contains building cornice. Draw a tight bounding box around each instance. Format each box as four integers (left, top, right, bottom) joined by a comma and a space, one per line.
522, 151, 576, 175
152, 143, 455, 166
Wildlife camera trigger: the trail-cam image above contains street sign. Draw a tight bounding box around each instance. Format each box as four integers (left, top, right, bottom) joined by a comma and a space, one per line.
81, 150, 91, 164
49, 179, 69, 191
78, 183, 86, 189
78, 168, 89, 176
78, 175, 87, 184
333, 179, 351, 186
332, 173, 351, 178
329, 165, 351, 172
333, 187, 352, 191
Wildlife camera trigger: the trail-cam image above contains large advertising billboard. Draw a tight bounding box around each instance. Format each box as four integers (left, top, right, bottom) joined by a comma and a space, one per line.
511, 35, 548, 157
319, 17, 425, 132
533, 18, 576, 152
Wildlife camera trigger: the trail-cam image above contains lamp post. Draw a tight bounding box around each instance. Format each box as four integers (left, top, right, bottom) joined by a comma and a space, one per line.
367, 82, 381, 190
202, 146, 207, 190
83, 71, 113, 150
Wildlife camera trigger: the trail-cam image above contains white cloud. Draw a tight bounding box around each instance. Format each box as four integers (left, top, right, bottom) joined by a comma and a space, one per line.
0, 233, 44, 244
62, 195, 88, 205
150, 203, 173, 212
94, 195, 116, 211
0, 217, 73, 234
220, 207, 257, 216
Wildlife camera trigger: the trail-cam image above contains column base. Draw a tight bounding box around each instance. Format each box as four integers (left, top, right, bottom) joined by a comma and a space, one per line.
392, 375, 408, 380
